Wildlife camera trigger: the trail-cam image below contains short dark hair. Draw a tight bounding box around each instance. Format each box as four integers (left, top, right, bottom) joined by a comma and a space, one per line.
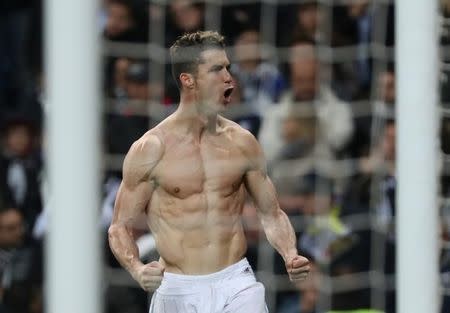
169, 30, 226, 88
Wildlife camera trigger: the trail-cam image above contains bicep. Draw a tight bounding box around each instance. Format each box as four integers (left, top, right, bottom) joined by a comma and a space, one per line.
238, 128, 279, 215
111, 134, 162, 229
111, 180, 153, 232
244, 169, 279, 217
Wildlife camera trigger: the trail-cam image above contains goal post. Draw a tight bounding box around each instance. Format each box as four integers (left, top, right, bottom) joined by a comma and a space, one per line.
396, 1, 440, 312
45, 1, 102, 313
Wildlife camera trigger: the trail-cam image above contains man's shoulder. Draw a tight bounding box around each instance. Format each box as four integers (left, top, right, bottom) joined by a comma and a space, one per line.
220, 117, 260, 155
126, 128, 165, 166
123, 130, 165, 183
134, 130, 164, 152
221, 116, 254, 139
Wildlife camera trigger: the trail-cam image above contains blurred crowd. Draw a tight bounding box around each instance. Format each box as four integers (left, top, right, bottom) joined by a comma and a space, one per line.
1, 0, 450, 312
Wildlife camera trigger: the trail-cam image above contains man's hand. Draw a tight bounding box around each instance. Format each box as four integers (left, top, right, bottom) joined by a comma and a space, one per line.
285, 255, 310, 286
132, 261, 165, 292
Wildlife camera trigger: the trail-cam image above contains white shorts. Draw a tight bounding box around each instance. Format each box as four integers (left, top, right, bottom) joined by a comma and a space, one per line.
149, 258, 269, 313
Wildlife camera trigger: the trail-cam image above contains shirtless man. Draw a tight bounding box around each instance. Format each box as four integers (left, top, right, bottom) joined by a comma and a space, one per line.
108, 31, 310, 312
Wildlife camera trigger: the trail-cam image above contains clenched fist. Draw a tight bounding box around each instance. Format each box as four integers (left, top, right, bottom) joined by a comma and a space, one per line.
285, 255, 310, 286
132, 261, 165, 292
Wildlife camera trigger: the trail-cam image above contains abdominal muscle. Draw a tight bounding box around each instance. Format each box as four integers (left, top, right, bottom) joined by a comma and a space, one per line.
147, 188, 248, 275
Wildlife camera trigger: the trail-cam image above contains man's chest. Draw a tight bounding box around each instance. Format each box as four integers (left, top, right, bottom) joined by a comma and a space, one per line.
152, 137, 248, 198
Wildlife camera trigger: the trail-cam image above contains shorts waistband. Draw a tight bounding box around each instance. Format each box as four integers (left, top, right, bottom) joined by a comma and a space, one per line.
163, 258, 251, 283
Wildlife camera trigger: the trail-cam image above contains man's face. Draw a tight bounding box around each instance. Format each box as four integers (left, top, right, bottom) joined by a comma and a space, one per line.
6, 125, 32, 157
378, 71, 395, 104
105, 3, 134, 38
0, 210, 25, 249
234, 30, 260, 63
297, 5, 321, 34
193, 49, 234, 114
290, 59, 318, 101
170, 0, 203, 31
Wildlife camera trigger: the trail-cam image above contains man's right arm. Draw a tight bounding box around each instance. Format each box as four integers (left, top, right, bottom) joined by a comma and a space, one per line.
108, 134, 163, 291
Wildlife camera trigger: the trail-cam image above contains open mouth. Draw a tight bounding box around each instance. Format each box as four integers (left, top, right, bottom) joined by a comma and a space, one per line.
224, 87, 234, 99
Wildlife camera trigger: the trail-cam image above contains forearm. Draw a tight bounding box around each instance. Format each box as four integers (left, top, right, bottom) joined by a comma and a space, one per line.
108, 224, 143, 277
260, 209, 298, 261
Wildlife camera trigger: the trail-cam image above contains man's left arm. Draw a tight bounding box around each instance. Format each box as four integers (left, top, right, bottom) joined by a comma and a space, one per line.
240, 131, 310, 284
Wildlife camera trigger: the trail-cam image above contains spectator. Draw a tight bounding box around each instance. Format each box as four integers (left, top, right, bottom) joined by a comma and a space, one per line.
277, 103, 317, 161
332, 1, 395, 99
276, 172, 356, 313
0, 207, 42, 313
441, 201, 450, 313
296, 173, 354, 266
0, 1, 42, 124
103, 0, 149, 98
278, 1, 325, 46
125, 62, 165, 102
105, 61, 165, 154
165, 0, 205, 47
266, 104, 317, 223
231, 29, 286, 116
294, 2, 323, 42
441, 117, 450, 157
0, 116, 42, 233
104, 0, 148, 42
349, 66, 396, 157
259, 42, 353, 163
375, 67, 395, 114
338, 1, 372, 98
341, 120, 397, 313
221, 3, 260, 43
109, 57, 131, 99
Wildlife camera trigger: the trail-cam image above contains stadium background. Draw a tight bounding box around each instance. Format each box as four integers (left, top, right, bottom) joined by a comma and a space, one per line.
0, 0, 449, 312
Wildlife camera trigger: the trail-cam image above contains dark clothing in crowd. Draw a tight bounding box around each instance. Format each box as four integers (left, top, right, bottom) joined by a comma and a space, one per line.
0, 154, 42, 233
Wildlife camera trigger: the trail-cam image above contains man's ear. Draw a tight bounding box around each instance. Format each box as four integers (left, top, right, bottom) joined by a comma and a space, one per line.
180, 73, 195, 89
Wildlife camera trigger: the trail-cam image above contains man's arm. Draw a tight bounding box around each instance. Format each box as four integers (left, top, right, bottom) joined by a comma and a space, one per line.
108, 134, 164, 291
240, 130, 310, 284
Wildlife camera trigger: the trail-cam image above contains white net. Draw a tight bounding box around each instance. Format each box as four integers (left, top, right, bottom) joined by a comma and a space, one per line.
101, 1, 450, 312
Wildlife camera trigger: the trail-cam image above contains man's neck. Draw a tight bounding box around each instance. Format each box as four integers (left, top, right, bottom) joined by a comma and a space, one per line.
176, 93, 220, 139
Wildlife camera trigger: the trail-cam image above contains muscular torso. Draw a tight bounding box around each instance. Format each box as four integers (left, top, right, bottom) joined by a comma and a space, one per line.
146, 117, 250, 274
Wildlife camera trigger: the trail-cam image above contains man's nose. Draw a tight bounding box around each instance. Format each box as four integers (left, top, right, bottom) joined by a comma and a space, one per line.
224, 70, 232, 83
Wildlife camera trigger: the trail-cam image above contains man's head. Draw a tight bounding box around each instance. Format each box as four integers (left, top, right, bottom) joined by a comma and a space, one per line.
125, 62, 164, 101
297, 172, 333, 215
126, 62, 150, 100
0, 207, 25, 249
233, 29, 261, 66
281, 103, 316, 144
289, 42, 319, 101
170, 31, 234, 112
105, 0, 136, 39
2, 117, 35, 158
296, 2, 321, 38
377, 69, 395, 104
169, 0, 204, 32
170, 31, 226, 88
